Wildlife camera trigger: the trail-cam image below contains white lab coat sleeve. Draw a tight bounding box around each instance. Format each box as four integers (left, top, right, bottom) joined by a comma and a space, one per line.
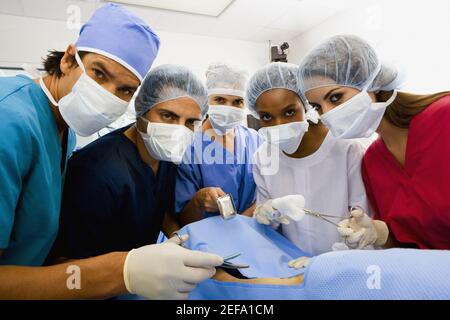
346, 141, 371, 216
252, 149, 271, 206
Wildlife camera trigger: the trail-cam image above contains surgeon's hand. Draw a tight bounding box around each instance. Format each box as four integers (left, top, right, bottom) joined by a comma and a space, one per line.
123, 235, 224, 300
194, 187, 226, 212
254, 195, 306, 228
337, 207, 389, 249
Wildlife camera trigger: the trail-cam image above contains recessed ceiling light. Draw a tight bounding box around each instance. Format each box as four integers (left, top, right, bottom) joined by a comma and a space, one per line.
111, 0, 234, 17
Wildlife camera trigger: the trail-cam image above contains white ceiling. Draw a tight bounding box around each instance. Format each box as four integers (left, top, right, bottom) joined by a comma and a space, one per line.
112, 0, 234, 17
0, 0, 355, 43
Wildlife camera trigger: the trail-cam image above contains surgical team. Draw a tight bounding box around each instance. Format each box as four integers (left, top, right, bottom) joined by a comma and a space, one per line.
0, 3, 449, 299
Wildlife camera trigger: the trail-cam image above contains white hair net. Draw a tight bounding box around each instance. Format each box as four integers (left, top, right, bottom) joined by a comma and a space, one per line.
135, 64, 209, 117
245, 62, 307, 118
205, 62, 249, 98
298, 35, 404, 93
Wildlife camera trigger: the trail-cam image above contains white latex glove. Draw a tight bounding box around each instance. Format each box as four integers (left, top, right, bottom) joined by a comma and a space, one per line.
337, 207, 389, 249
123, 235, 224, 300
332, 242, 350, 251
288, 256, 310, 269
331, 242, 374, 251
272, 195, 306, 222
254, 195, 305, 227
254, 199, 289, 228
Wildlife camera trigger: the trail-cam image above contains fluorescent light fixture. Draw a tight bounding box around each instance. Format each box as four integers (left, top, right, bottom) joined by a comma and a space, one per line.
112, 0, 234, 17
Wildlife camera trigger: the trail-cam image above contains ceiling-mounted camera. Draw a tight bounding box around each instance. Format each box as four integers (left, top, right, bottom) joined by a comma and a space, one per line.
271, 42, 289, 63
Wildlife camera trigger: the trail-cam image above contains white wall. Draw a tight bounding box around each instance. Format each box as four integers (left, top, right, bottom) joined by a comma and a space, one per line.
153, 31, 268, 77
0, 14, 269, 78
288, 0, 450, 93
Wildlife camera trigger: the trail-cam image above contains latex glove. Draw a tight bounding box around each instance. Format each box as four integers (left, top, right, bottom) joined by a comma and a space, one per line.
123, 235, 224, 300
288, 256, 310, 269
337, 207, 389, 249
254, 199, 288, 227
331, 242, 374, 251
332, 242, 350, 251
254, 195, 305, 227
272, 195, 306, 222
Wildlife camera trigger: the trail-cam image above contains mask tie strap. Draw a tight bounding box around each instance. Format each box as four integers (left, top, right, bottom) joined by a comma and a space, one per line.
74, 50, 87, 73
39, 77, 59, 106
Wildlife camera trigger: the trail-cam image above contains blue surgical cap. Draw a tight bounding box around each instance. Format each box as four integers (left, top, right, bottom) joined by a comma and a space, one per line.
135, 64, 209, 117
76, 3, 160, 82
246, 62, 306, 118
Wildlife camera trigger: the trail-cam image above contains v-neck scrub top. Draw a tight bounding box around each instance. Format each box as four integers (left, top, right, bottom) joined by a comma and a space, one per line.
175, 125, 262, 217
50, 125, 177, 259
362, 94, 450, 249
0, 75, 75, 266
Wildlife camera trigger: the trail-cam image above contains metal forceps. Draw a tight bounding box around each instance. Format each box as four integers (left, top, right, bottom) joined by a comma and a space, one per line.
304, 206, 362, 227
303, 209, 347, 227
220, 252, 249, 269
169, 233, 249, 269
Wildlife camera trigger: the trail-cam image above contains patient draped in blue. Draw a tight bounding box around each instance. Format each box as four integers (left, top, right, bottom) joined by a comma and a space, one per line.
174, 215, 450, 300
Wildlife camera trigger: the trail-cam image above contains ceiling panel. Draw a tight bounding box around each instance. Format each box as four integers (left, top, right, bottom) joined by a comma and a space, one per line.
0, 0, 24, 16
112, 0, 233, 17
4, 0, 348, 42
270, 0, 354, 32
20, 0, 97, 22
218, 0, 291, 27
155, 10, 216, 34
208, 20, 264, 41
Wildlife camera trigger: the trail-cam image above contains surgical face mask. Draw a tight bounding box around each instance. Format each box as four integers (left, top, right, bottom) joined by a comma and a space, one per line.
317, 62, 394, 140
207, 104, 246, 135
320, 90, 398, 139
259, 121, 309, 154
39, 51, 129, 137
138, 118, 194, 164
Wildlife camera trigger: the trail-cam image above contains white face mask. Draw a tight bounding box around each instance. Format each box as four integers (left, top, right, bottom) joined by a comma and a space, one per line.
320, 90, 398, 139
207, 104, 246, 135
259, 121, 309, 154
39, 51, 129, 137
138, 118, 194, 164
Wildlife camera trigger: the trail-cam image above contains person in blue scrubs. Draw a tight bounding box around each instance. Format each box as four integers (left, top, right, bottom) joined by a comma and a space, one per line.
48, 65, 209, 260
0, 4, 222, 300
46, 65, 222, 300
0, 74, 77, 266
176, 62, 262, 226
48, 123, 177, 260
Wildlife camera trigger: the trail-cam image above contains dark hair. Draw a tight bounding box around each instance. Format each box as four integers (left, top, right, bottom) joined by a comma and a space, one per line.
379, 91, 450, 128
42, 50, 86, 77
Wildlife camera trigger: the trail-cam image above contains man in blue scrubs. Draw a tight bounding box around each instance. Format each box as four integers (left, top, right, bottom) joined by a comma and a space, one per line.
49, 65, 208, 260
176, 62, 262, 226
0, 4, 222, 300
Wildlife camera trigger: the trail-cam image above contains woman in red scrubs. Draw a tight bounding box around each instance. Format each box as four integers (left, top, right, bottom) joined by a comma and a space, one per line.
298, 34, 450, 250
